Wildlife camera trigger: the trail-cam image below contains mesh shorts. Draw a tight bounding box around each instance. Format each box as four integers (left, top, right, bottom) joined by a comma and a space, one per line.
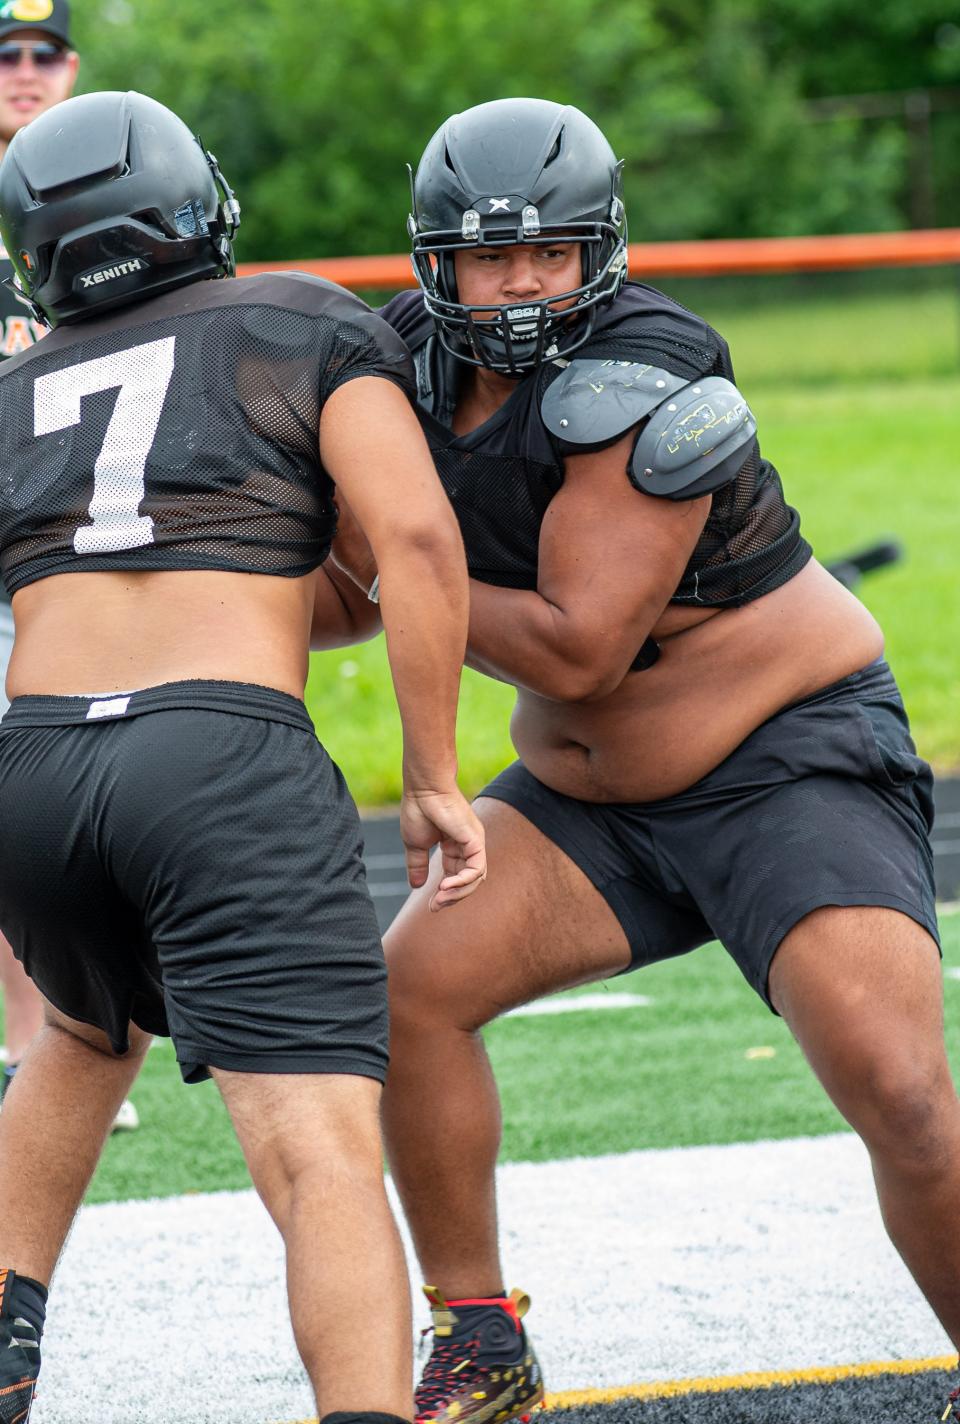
482, 659, 939, 1009
0, 680, 388, 1082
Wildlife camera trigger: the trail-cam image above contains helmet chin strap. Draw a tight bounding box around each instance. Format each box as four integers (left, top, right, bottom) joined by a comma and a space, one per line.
201, 143, 241, 276
1, 273, 46, 328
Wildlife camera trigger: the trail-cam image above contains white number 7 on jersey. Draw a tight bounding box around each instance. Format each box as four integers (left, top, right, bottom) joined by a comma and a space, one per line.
34, 336, 176, 555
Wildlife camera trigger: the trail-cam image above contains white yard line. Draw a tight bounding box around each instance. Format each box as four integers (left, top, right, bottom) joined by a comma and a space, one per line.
32, 1133, 950, 1424
507, 992, 651, 1016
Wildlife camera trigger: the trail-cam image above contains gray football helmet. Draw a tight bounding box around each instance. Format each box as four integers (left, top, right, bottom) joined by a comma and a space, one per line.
408, 98, 627, 375
0, 90, 240, 327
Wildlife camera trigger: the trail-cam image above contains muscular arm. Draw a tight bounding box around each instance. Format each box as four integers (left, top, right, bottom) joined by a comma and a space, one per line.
309, 558, 382, 650
319, 376, 483, 901
319, 376, 469, 783
465, 430, 710, 702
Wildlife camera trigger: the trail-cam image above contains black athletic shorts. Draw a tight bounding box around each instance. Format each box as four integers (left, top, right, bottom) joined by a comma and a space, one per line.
0, 680, 388, 1083
482, 659, 939, 1008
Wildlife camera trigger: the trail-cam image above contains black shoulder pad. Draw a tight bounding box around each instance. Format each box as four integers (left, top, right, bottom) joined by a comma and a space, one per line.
541, 359, 688, 446
630, 377, 757, 500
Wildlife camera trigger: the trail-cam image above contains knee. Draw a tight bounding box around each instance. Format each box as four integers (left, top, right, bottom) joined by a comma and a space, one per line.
847, 1055, 960, 1172
385, 931, 492, 1038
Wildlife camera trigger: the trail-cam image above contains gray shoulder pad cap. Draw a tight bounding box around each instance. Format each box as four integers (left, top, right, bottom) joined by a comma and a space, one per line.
541, 359, 689, 445
630, 376, 758, 500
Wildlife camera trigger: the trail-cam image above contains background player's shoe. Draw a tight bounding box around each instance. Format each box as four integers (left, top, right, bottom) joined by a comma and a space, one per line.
415, 1285, 544, 1424
0, 1271, 41, 1424
112, 1099, 140, 1133
942, 1385, 960, 1420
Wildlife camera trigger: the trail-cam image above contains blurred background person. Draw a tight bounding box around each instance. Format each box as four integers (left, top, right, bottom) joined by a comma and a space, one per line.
0, 0, 135, 1129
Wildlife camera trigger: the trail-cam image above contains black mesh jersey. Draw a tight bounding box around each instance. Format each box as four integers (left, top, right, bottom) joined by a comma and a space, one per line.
381, 283, 811, 606
0, 271, 414, 596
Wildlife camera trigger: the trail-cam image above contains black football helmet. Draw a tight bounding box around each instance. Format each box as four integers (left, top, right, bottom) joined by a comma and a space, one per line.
408, 97, 627, 375
0, 90, 240, 327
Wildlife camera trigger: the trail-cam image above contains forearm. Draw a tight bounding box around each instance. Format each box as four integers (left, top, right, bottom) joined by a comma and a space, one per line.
378, 537, 468, 788
466, 579, 644, 702
310, 562, 382, 650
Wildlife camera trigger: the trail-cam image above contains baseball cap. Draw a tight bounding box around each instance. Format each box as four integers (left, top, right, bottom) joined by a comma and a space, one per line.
0, 0, 71, 46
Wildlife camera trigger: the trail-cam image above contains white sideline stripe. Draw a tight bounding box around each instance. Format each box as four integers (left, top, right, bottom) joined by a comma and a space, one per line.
363, 852, 407, 869
507, 992, 652, 1016
33, 1134, 951, 1424
369, 880, 415, 897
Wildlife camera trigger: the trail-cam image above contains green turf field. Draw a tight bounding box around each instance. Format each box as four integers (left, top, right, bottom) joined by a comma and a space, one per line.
306, 280, 960, 803
37, 907, 955, 1206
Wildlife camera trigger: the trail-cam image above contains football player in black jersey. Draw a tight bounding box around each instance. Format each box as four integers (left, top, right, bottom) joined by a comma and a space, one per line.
0, 91, 486, 1424
329, 99, 951, 1423
0, 0, 82, 1116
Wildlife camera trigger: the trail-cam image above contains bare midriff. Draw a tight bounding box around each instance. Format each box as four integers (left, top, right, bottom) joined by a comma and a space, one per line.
509, 559, 885, 803
7, 569, 316, 701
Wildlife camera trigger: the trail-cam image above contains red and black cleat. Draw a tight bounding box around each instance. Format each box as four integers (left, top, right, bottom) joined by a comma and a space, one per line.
0, 1270, 40, 1424
415, 1285, 544, 1424
943, 1385, 960, 1422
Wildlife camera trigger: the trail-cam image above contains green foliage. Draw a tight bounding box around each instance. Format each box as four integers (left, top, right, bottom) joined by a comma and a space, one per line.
71, 0, 960, 258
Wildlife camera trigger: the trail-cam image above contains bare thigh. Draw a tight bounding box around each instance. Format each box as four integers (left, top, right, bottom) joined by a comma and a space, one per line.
769, 906, 949, 1146
212, 1069, 389, 1232
385, 797, 632, 1025
41, 998, 153, 1059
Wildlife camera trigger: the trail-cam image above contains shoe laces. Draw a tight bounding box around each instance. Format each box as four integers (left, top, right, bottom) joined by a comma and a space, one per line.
417, 1327, 485, 1413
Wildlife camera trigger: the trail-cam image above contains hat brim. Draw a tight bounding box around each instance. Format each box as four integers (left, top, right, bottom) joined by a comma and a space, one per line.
0, 19, 70, 44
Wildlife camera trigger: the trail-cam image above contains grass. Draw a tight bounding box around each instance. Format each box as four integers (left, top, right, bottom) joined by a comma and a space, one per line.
36, 908, 958, 1205
657, 267, 960, 389
308, 366, 960, 803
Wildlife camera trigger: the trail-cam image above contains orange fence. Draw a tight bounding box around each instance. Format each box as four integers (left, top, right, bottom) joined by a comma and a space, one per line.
237, 227, 960, 290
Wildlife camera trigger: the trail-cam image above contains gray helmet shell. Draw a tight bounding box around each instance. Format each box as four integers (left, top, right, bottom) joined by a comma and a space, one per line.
409, 97, 627, 375
0, 90, 240, 327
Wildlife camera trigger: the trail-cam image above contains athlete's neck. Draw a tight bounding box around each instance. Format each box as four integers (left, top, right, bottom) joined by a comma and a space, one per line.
453, 364, 517, 436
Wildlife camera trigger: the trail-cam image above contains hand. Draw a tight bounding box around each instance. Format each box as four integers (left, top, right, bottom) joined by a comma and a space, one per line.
330, 490, 378, 594
399, 788, 487, 911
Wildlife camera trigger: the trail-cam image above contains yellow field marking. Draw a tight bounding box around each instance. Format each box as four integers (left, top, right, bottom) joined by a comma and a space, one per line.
542, 1354, 959, 1407
276, 1351, 959, 1422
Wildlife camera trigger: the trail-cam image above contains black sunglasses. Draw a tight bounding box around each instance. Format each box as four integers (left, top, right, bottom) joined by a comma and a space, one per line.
0, 41, 68, 68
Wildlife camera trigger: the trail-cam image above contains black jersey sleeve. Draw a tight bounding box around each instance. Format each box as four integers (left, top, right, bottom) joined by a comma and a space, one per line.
317, 305, 416, 405
378, 289, 433, 351
310, 300, 410, 407
245, 272, 417, 406
573, 298, 730, 383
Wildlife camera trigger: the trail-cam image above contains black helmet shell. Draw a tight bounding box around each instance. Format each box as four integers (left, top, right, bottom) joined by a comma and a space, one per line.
414, 97, 619, 237
409, 98, 627, 374
0, 90, 240, 327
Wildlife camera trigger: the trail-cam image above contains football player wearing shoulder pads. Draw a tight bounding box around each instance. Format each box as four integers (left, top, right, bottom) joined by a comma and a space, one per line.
341, 96, 948, 1424
0, 89, 486, 1424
